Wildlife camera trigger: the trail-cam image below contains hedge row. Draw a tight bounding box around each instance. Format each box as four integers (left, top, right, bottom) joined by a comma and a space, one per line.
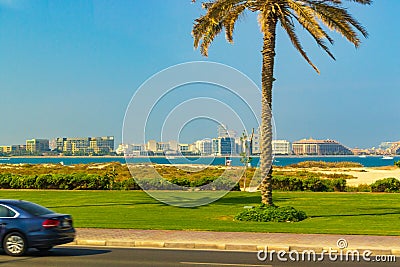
370, 178, 400, 193
272, 176, 346, 192
135, 176, 240, 191
0, 173, 239, 191
0, 173, 398, 193
0, 173, 114, 190
273, 176, 400, 193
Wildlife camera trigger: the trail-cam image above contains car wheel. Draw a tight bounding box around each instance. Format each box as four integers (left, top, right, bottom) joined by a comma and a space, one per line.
3, 232, 27, 256
36, 246, 53, 252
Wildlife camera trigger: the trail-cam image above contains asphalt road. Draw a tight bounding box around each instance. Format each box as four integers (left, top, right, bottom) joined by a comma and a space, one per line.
0, 246, 397, 267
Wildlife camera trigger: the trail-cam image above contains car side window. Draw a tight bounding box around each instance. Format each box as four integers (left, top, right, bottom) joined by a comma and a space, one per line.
0, 206, 16, 218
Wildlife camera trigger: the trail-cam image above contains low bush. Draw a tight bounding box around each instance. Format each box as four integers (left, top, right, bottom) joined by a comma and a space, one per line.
235, 205, 307, 222
136, 176, 240, 191
330, 178, 347, 192
346, 184, 371, 192
272, 175, 346, 192
0, 173, 114, 190
303, 177, 329, 192
0, 172, 242, 191
272, 176, 303, 191
289, 161, 363, 168
370, 178, 400, 193
395, 161, 400, 168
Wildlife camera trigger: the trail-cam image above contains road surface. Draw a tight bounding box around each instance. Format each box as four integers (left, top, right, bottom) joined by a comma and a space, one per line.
0, 246, 397, 266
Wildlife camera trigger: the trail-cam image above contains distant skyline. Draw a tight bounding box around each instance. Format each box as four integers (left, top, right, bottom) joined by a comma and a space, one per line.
0, 1, 399, 148
1, 132, 397, 150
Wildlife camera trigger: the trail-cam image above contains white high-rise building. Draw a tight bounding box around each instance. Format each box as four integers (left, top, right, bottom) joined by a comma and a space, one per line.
272, 140, 291, 155
195, 139, 213, 155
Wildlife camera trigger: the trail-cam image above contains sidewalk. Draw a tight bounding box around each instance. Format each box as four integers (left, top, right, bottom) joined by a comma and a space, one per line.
70, 228, 400, 256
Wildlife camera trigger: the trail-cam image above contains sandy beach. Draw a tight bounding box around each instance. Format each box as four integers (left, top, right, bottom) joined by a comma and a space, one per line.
282, 166, 400, 186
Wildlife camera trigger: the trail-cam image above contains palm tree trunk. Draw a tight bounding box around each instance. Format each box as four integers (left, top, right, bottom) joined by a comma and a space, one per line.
260, 17, 277, 206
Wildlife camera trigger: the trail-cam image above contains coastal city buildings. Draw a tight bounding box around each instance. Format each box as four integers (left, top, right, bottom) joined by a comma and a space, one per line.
56, 136, 114, 155
116, 144, 146, 156
379, 141, 395, 150
26, 139, 50, 153
292, 138, 353, 156
0, 145, 25, 154
251, 132, 261, 155
212, 137, 236, 156
272, 140, 291, 155
388, 142, 400, 155
351, 148, 373, 156
195, 139, 212, 155
0, 124, 398, 157
2, 145, 26, 153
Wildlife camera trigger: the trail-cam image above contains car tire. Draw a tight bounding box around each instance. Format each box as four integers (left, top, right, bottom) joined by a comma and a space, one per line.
3, 232, 27, 256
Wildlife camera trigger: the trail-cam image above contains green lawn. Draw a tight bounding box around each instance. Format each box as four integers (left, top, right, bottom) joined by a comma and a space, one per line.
1, 190, 399, 235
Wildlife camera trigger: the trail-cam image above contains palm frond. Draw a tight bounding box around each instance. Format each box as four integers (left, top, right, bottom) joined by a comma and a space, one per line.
279, 14, 320, 73
223, 5, 246, 43
192, 0, 246, 56
310, 2, 366, 47
286, 1, 336, 60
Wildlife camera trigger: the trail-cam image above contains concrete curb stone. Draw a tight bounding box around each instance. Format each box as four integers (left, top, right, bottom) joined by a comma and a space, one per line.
70, 238, 400, 258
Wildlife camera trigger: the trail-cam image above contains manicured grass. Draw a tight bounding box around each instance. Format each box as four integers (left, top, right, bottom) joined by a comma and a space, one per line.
1, 190, 399, 235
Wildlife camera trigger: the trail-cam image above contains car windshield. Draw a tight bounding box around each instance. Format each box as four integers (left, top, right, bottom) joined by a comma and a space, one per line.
13, 202, 54, 216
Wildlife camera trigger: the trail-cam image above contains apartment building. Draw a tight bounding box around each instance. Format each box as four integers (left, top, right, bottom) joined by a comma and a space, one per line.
56, 136, 114, 154
272, 140, 291, 155
292, 138, 353, 155
26, 139, 49, 153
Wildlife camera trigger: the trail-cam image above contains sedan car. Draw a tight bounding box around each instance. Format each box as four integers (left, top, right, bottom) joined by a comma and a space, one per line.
0, 199, 75, 256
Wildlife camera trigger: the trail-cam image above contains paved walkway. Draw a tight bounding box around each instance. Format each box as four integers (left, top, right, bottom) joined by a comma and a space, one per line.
71, 228, 400, 255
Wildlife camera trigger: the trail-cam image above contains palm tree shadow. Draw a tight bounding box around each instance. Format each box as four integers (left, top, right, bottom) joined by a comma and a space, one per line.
215, 195, 261, 205
47, 202, 167, 209
215, 194, 291, 205
312, 211, 400, 218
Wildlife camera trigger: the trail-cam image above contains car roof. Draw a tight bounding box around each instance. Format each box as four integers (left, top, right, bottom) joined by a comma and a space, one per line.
0, 199, 30, 205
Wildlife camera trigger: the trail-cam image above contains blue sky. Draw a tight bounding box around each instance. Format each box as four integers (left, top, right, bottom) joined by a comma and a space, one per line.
0, 0, 398, 148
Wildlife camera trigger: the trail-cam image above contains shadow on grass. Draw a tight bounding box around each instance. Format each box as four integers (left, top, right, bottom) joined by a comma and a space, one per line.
311, 210, 400, 218
215, 195, 260, 205
215, 195, 293, 205
47, 202, 167, 209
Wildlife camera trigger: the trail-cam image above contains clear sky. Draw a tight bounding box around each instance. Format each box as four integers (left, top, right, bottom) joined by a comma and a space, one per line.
0, 0, 398, 149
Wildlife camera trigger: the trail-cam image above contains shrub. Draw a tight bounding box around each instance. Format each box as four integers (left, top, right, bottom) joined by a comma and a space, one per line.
289, 161, 362, 168
0, 173, 114, 190
272, 176, 303, 191
370, 178, 400, 193
117, 177, 140, 190
303, 177, 330, 192
346, 184, 371, 192
235, 205, 307, 222
271, 175, 347, 192
330, 178, 347, 192
201, 177, 240, 191
395, 161, 400, 168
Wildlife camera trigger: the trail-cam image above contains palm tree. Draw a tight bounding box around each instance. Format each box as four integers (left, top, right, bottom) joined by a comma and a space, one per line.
192, 0, 370, 206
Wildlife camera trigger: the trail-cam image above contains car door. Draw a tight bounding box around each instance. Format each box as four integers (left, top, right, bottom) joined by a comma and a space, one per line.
0, 204, 19, 242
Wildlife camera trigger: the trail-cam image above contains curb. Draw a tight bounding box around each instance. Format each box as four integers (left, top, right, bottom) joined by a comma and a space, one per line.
70, 239, 400, 256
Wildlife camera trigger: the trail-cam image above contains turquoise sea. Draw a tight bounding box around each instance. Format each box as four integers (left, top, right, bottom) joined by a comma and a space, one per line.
0, 156, 399, 167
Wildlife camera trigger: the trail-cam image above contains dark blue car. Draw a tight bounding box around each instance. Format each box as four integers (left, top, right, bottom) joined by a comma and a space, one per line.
0, 199, 75, 256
